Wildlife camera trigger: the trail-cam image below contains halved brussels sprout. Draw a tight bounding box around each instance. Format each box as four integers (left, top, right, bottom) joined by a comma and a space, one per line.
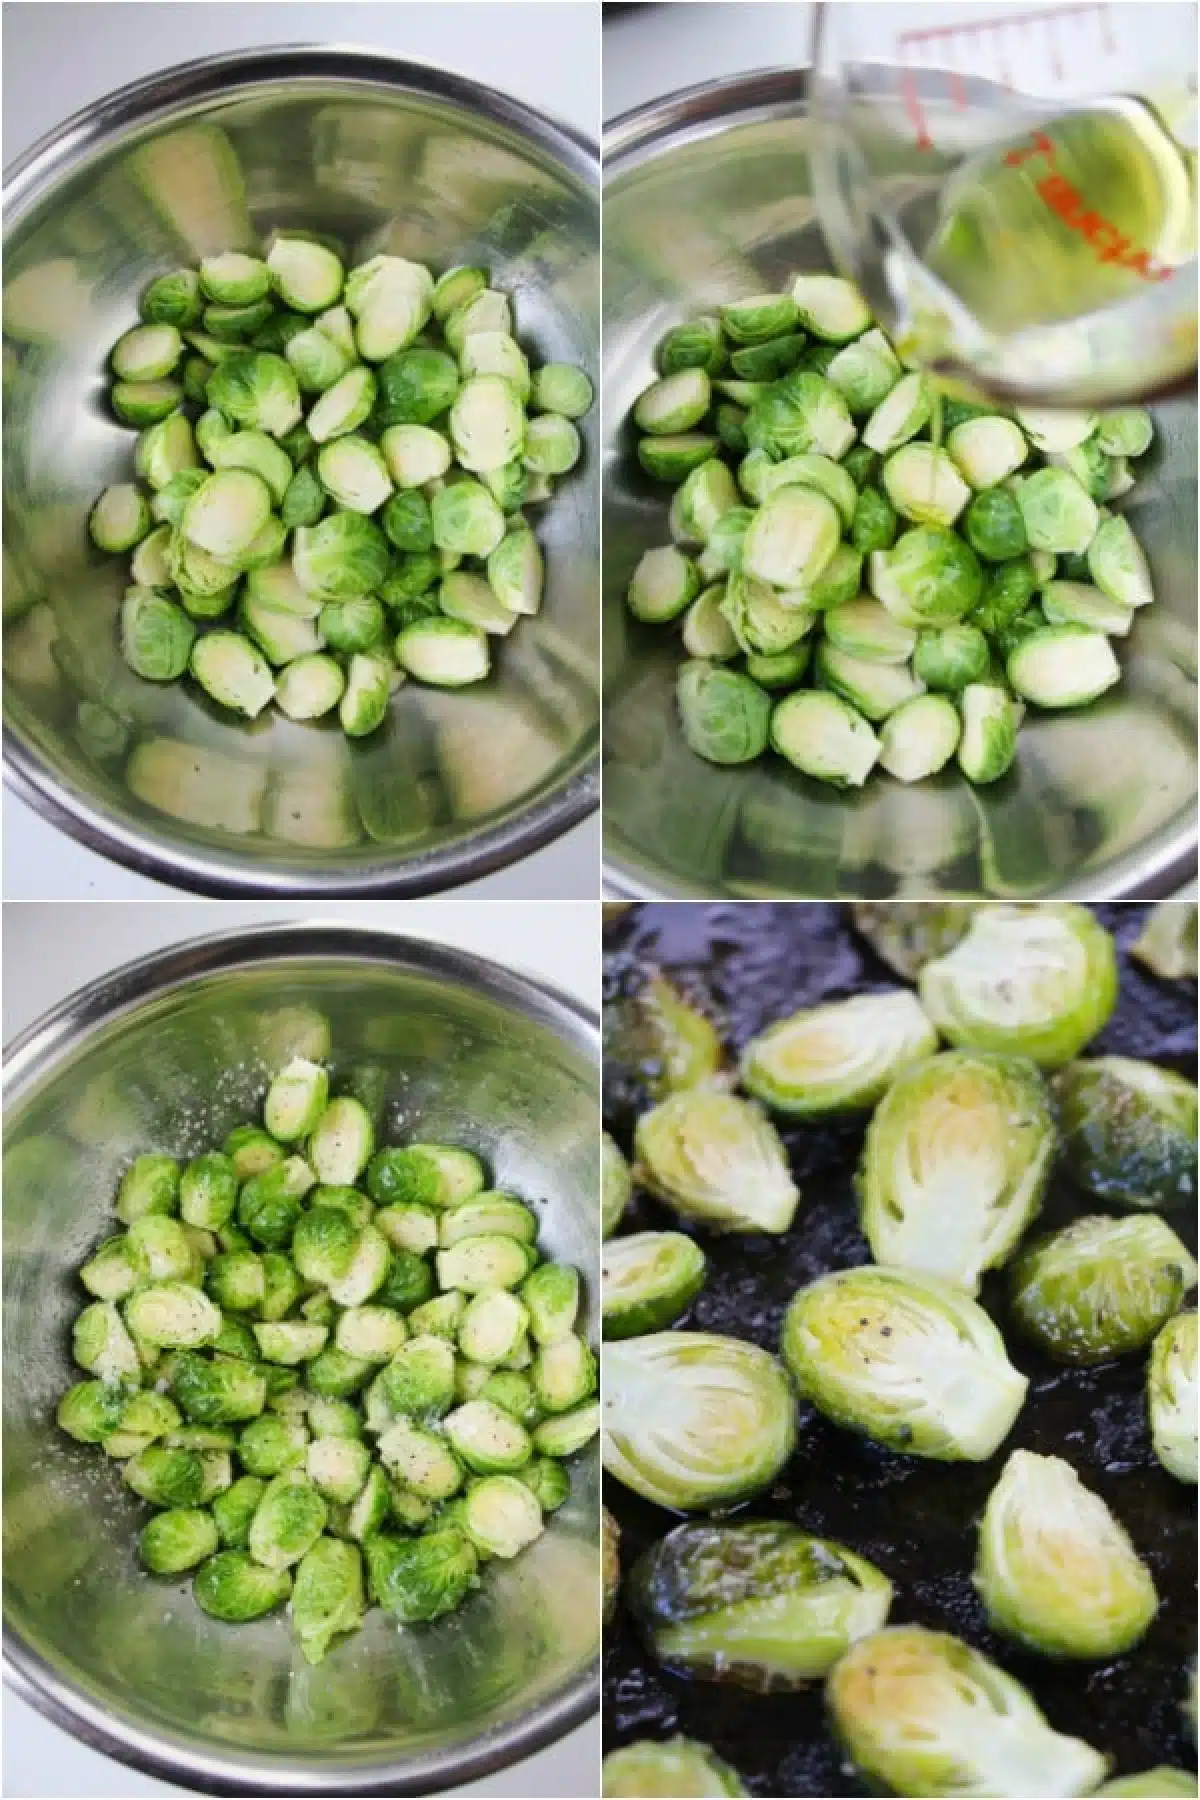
626, 545, 699, 623
826, 328, 902, 415
783, 1266, 1028, 1461
743, 644, 811, 689
530, 362, 593, 418
602, 1330, 796, 1510
194, 1549, 292, 1621
1017, 467, 1100, 555
365, 1525, 477, 1622
124, 1280, 221, 1349
676, 661, 771, 765
870, 526, 983, 627
656, 316, 726, 376
638, 433, 721, 483
742, 991, 936, 1119
860, 1050, 1055, 1294
682, 587, 739, 662
883, 444, 971, 528
1008, 1213, 1197, 1365
720, 573, 816, 657
828, 1625, 1108, 1797
741, 485, 842, 590
615, 971, 724, 1102
633, 1089, 799, 1235
141, 268, 203, 328
721, 294, 798, 344
120, 588, 196, 683
814, 641, 926, 723
602, 1738, 748, 1799
1037, 579, 1133, 636
1148, 1311, 1197, 1484
946, 416, 1029, 491
878, 693, 962, 782
634, 1515, 893, 1695
1087, 514, 1155, 609
1094, 408, 1155, 458
745, 371, 855, 461
57, 1380, 130, 1444
975, 1448, 1158, 1659
862, 371, 931, 453
635, 369, 712, 436
824, 597, 915, 665
1097, 1772, 1198, 1798
962, 485, 1029, 563
602, 1133, 632, 1240
851, 484, 900, 555
956, 682, 1020, 785
1132, 903, 1198, 982
672, 460, 739, 545
771, 689, 880, 788
111, 379, 185, 427
1007, 623, 1120, 709
1055, 1056, 1197, 1212
602, 1232, 706, 1339
918, 904, 1118, 1067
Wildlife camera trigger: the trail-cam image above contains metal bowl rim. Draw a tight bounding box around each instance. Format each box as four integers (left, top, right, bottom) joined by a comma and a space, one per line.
600, 64, 1197, 902
3, 919, 600, 1797
3, 44, 600, 898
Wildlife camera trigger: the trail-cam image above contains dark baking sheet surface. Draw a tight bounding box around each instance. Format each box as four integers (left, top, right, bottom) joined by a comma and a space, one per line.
603, 903, 1198, 1796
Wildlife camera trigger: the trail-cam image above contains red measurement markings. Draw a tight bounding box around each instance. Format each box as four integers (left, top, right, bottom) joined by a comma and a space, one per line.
895, 3, 1116, 148
1003, 127, 1174, 280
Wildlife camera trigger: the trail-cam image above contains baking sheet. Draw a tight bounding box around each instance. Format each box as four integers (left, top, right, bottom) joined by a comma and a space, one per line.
603, 903, 1198, 1796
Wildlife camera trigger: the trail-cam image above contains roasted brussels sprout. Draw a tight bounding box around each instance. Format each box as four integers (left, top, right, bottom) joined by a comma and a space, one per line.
602, 1330, 796, 1510
602, 1737, 748, 1798
741, 990, 937, 1118
602, 1231, 706, 1338
1147, 1311, 1197, 1484
827, 1626, 1108, 1797
1055, 1057, 1197, 1212
850, 904, 974, 980
859, 1051, 1056, 1294
1096, 1772, 1199, 1798
633, 1090, 800, 1234
630, 1519, 892, 1690
602, 1133, 632, 1240
974, 1449, 1158, 1658
616, 972, 724, 1100
1008, 1214, 1197, 1365
1132, 904, 1198, 983
918, 904, 1118, 1068
782, 1266, 1027, 1461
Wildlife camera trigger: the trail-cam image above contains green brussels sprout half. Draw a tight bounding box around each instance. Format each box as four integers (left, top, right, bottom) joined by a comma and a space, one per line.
919, 903, 1117, 1066
602, 1133, 632, 1241
141, 268, 204, 328
334, 1304, 407, 1362
460, 1290, 530, 1366
115, 1156, 181, 1224
1055, 1056, 1197, 1211
681, 589, 738, 662
602, 1738, 748, 1798
814, 642, 926, 723
860, 1051, 1055, 1294
719, 574, 815, 658
449, 374, 525, 473
441, 1398, 532, 1474
871, 526, 983, 627
171, 1350, 267, 1423
602, 1231, 706, 1339
380, 422, 453, 488
1008, 1213, 1197, 1365
974, 1448, 1158, 1658
263, 1057, 329, 1142
90, 483, 153, 554
911, 622, 989, 692
631, 1518, 892, 1691
532, 1335, 597, 1414
1006, 622, 1121, 708
1094, 407, 1155, 458
120, 588, 196, 683
378, 1335, 456, 1421
224, 1125, 285, 1180
883, 444, 971, 529
862, 371, 931, 453
783, 1266, 1028, 1461
364, 1525, 477, 1622
111, 379, 185, 427
140, 1507, 220, 1575
634, 1089, 799, 1235
238, 1413, 309, 1478
850, 485, 899, 555
380, 488, 433, 555
523, 413, 580, 476
673, 460, 740, 546
436, 1234, 533, 1294
376, 1202, 440, 1257
828, 1626, 1108, 1797
308, 1095, 374, 1187
306, 364, 377, 443
532, 1399, 600, 1458
246, 1468, 327, 1569
125, 1214, 197, 1283
745, 371, 855, 461
656, 316, 726, 375
305, 1347, 373, 1399
516, 1455, 572, 1512
721, 293, 799, 345
878, 697, 962, 785
675, 661, 771, 766
178, 1152, 238, 1232
1087, 514, 1155, 609
460, 332, 532, 402
1148, 1312, 1197, 1485
742, 991, 937, 1120
826, 328, 902, 415
946, 416, 1028, 491
962, 485, 1029, 561
956, 682, 1021, 785
124, 1444, 208, 1508
1096, 1773, 1198, 1798
290, 1536, 365, 1665
306, 1436, 372, 1505
638, 432, 721, 483
377, 1415, 464, 1498
1016, 466, 1100, 555
462, 1473, 545, 1559
111, 323, 185, 382
771, 688, 880, 787
729, 334, 809, 382
1040, 579, 1134, 635
124, 1280, 221, 1350
602, 1331, 795, 1510
210, 1474, 267, 1548
194, 1549, 292, 1621
430, 480, 506, 556
206, 350, 301, 438
636, 369, 712, 436
316, 435, 393, 513
57, 1379, 130, 1444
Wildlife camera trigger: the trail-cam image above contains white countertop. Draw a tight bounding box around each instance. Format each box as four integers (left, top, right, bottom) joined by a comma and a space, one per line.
2, 897, 601, 1784
2, 0, 600, 902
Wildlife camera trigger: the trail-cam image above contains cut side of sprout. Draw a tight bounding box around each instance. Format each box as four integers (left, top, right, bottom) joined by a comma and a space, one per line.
1007, 625, 1121, 709
190, 631, 275, 717
316, 437, 394, 514
274, 654, 345, 721
957, 684, 1020, 785
1041, 580, 1135, 636
742, 487, 841, 589
945, 417, 1028, 490
883, 445, 971, 528
771, 689, 880, 787
181, 470, 272, 559
266, 236, 344, 313
395, 617, 490, 686
790, 274, 872, 342
879, 692, 962, 782
862, 373, 930, 453
90, 485, 151, 554
824, 597, 916, 666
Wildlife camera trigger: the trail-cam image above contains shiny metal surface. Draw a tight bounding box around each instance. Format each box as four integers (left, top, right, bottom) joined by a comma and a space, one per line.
3, 925, 600, 1795
602, 69, 1197, 900
4, 49, 600, 896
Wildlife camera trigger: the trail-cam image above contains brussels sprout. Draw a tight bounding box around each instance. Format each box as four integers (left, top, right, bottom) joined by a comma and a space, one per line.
1148, 1312, 1198, 1484
447, 374, 524, 474
638, 432, 721, 482
532, 1334, 597, 1415
284, 322, 354, 393
305, 1348, 373, 1399
919, 904, 1117, 1066
306, 1435, 372, 1505
1129, 907, 1194, 993
477, 1369, 542, 1430
1013, 405, 1095, 453
124, 1280, 221, 1349
430, 479, 505, 556
673, 461, 740, 547
975, 1448, 1158, 1659
261, 1057, 327, 1143
253, 1321, 328, 1366
682, 588, 739, 662
821, 598, 911, 667
194, 1549, 292, 1621
783, 1266, 1027, 1461
197, 252, 268, 307
815, 642, 926, 722
287, 1535, 364, 1666
961, 485, 1029, 563
633, 1089, 798, 1236
436, 1233, 533, 1294
602, 1331, 795, 1510
377, 1335, 457, 1422
871, 526, 983, 627
246, 1468, 327, 1569
742, 645, 811, 689
206, 350, 302, 438
89, 482, 153, 555
603, 1738, 748, 1799
883, 444, 971, 528
305, 1095, 372, 1188
1087, 514, 1154, 609
631, 1517, 892, 1692
169, 1350, 268, 1424
532, 1399, 601, 1457
720, 574, 816, 658
309, 1397, 362, 1440
442, 1398, 533, 1474
602, 1133, 632, 1240
140, 1507, 219, 1576
317, 594, 384, 655
827, 329, 902, 415
377, 1202, 440, 1258
729, 333, 808, 381
141, 268, 204, 328
461, 1474, 545, 1560
602, 1232, 706, 1341
334, 1304, 408, 1362
625, 545, 698, 624
336, 650, 390, 739
57, 1379, 130, 1444
206, 1249, 266, 1314
973, 558, 1037, 640
208, 1474, 267, 1549
721, 294, 798, 344
201, 298, 274, 344
1094, 407, 1155, 458
364, 1525, 477, 1622
516, 1455, 571, 1513
125, 1444, 208, 1508
740, 486, 841, 591
1055, 1057, 1197, 1212
789, 274, 871, 342
635, 369, 711, 437
120, 588, 196, 683
127, 1214, 199, 1283
510, 1263, 575, 1348
1097, 1773, 1198, 1798
111, 379, 185, 427
742, 991, 937, 1122
392, 614, 490, 690
482, 458, 531, 511
238, 1412, 309, 1477
828, 1626, 1108, 1797
380, 489, 433, 555
438, 570, 517, 635
862, 371, 931, 453
224, 1126, 284, 1181
657, 316, 726, 375
946, 416, 1029, 492
430, 265, 485, 323
79, 1232, 149, 1301
1009, 1213, 1197, 1365
860, 1051, 1055, 1294
458, 1290, 529, 1366
906, 625, 987, 699
442, 285, 509, 353
128, 520, 174, 587
956, 682, 1021, 785
849, 485, 900, 557
771, 688, 880, 787
523, 413, 581, 476
848, 905, 972, 981
674, 661, 770, 765
458, 333, 530, 404
1006, 622, 1121, 710
316, 435, 393, 513
380, 422, 453, 488
111, 323, 184, 383
746, 371, 855, 461
1016, 466, 1100, 556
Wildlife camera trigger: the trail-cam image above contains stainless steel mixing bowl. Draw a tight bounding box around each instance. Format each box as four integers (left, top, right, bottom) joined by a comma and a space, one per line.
4, 48, 599, 895
3, 925, 600, 1794
603, 69, 1197, 900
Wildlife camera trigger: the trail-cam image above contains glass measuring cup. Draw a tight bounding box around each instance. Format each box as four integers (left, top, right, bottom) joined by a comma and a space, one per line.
812, 1, 1197, 406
